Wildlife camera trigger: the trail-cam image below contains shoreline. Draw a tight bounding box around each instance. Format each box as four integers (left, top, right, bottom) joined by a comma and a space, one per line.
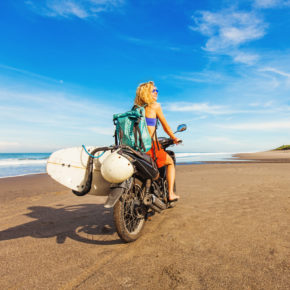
2, 150, 290, 179
2, 150, 290, 180
0, 172, 47, 179
0, 161, 255, 179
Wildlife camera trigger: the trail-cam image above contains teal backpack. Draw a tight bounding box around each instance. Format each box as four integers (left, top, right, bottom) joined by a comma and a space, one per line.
113, 105, 152, 152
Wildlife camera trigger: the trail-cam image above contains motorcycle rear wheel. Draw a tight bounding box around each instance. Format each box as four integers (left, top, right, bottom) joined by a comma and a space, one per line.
114, 178, 146, 243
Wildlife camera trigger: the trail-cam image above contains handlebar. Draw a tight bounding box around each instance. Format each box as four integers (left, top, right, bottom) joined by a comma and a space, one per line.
158, 137, 182, 149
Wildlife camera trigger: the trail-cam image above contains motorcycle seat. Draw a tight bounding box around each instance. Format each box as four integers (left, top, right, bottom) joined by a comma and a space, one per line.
120, 148, 154, 164
138, 152, 154, 164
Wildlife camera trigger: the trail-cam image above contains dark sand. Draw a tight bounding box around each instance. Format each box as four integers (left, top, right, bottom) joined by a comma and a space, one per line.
0, 153, 290, 289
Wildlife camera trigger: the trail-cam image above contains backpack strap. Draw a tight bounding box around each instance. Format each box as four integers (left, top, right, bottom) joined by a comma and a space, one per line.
115, 119, 123, 145
137, 123, 146, 152
132, 104, 148, 152
133, 118, 146, 152
133, 120, 139, 150
113, 119, 119, 145
152, 139, 158, 163
114, 129, 118, 145
150, 117, 159, 163
152, 118, 159, 150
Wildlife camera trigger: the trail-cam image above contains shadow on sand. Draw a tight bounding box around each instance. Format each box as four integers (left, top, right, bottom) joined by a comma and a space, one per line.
0, 204, 123, 245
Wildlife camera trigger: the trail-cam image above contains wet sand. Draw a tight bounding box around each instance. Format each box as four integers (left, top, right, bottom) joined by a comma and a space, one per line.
234, 150, 290, 162
0, 154, 290, 289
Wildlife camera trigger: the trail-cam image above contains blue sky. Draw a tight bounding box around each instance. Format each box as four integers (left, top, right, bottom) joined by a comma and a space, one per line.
1, 0, 290, 153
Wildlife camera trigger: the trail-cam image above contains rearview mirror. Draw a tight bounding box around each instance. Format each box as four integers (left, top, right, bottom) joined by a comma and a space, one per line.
175, 124, 187, 133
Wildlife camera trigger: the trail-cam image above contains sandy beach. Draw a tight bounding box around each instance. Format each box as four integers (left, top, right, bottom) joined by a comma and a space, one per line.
235, 150, 290, 162
1, 151, 290, 289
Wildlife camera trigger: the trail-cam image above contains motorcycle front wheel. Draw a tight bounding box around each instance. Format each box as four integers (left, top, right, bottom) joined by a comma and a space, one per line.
113, 178, 146, 243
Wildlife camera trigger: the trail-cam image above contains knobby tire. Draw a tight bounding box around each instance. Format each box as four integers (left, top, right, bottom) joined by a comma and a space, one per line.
114, 178, 145, 243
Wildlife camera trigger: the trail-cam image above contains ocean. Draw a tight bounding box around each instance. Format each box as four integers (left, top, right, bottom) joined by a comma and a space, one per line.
0, 152, 239, 178
175, 152, 238, 163
0, 153, 50, 178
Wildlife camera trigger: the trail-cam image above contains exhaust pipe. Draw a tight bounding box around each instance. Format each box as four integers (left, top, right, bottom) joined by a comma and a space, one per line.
152, 195, 166, 210
149, 203, 162, 213
144, 194, 166, 212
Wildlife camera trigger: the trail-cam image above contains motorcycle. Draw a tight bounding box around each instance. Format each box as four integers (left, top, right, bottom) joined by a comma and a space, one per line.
93, 123, 187, 242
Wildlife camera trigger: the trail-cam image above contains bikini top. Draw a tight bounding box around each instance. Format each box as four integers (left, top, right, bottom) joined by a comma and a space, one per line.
145, 117, 157, 126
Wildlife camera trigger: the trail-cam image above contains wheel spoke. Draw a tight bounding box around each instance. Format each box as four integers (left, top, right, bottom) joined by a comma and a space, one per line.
122, 183, 143, 233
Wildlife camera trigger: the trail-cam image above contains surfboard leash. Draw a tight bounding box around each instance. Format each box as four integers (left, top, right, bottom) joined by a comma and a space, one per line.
82, 145, 106, 159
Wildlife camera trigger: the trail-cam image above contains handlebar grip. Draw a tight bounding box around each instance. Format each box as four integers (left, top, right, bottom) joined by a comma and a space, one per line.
171, 139, 182, 144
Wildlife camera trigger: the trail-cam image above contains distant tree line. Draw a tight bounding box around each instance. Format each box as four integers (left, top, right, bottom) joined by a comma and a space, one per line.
274, 145, 290, 150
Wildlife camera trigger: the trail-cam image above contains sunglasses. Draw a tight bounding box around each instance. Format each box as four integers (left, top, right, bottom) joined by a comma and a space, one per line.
152, 89, 159, 93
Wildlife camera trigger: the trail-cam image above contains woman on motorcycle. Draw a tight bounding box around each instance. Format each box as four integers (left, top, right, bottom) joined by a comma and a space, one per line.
134, 81, 180, 201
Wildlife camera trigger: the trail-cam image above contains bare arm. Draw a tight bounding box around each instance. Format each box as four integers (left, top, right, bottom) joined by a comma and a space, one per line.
155, 103, 177, 140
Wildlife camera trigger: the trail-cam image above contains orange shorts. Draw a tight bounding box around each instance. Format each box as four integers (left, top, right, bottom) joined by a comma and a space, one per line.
146, 141, 167, 168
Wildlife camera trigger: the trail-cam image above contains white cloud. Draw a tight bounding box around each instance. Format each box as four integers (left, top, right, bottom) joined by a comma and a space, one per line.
254, 0, 280, 8
249, 101, 274, 107
260, 67, 290, 78
233, 52, 259, 65
165, 102, 229, 115
171, 71, 227, 84
0, 84, 123, 151
218, 121, 290, 130
0, 63, 63, 84
165, 98, 290, 117
26, 0, 124, 19
165, 102, 274, 115
253, 0, 290, 8
192, 10, 267, 52
48, 1, 89, 18
0, 87, 118, 130
191, 9, 267, 65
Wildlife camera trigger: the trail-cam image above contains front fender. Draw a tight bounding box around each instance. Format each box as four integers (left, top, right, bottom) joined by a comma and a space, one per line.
104, 178, 133, 208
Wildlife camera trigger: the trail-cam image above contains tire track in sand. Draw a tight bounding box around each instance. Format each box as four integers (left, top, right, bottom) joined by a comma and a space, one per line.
60, 211, 168, 289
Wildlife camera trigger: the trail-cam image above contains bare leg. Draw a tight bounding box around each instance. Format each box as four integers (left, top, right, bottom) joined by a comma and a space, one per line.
165, 154, 180, 201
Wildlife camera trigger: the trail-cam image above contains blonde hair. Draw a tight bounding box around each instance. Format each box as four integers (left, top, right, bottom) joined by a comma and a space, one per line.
134, 81, 155, 106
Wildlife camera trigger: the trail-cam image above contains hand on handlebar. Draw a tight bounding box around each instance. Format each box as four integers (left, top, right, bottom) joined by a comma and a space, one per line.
173, 138, 182, 144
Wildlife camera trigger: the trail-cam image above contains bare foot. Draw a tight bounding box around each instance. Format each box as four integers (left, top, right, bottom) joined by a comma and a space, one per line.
168, 193, 180, 201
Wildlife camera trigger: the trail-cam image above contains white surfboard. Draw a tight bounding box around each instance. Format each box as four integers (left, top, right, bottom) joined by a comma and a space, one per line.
46, 146, 112, 196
